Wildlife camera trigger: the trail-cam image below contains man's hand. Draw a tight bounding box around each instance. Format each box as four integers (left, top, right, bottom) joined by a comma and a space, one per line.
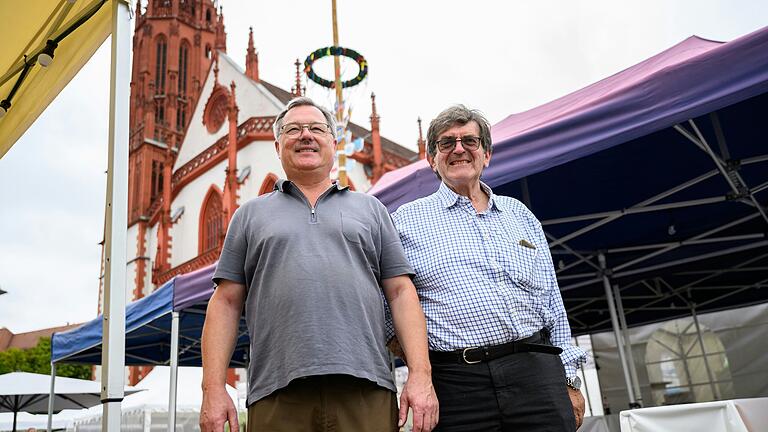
567, 387, 585, 429
399, 370, 439, 432
200, 386, 239, 432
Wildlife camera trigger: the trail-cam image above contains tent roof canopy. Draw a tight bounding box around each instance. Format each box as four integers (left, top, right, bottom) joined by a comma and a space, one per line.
372, 26, 768, 335
0, 0, 111, 158
0, 372, 140, 415
51, 264, 249, 367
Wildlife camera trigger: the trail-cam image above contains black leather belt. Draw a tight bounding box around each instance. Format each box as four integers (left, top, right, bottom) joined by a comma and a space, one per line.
429, 331, 563, 365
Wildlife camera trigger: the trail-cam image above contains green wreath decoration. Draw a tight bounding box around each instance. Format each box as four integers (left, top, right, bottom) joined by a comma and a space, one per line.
304, 46, 368, 89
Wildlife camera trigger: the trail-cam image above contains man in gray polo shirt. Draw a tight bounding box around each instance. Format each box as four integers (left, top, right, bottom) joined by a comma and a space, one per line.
199, 97, 437, 432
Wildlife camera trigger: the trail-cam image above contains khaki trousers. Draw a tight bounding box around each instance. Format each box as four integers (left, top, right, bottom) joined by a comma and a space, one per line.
247, 374, 398, 432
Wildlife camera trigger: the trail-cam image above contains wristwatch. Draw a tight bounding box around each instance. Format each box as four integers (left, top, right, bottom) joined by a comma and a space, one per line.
566, 376, 582, 390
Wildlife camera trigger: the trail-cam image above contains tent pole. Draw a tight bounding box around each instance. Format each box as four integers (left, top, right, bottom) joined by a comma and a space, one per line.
101, 1, 132, 431
613, 284, 643, 406
47, 362, 56, 432
168, 311, 180, 432
574, 337, 593, 416
598, 253, 637, 407
691, 306, 720, 400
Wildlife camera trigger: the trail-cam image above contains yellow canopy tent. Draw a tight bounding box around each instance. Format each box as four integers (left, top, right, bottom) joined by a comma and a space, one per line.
0, 1, 131, 431
0, 0, 111, 157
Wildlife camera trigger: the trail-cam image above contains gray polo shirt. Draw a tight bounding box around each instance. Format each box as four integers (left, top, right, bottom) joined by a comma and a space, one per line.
213, 180, 413, 406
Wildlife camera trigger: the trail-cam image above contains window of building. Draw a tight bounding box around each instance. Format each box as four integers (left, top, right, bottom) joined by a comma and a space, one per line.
155, 101, 165, 126
176, 106, 186, 132
150, 160, 164, 202
130, 157, 142, 217
258, 173, 278, 195
200, 187, 224, 253
155, 37, 167, 94
645, 318, 734, 406
178, 43, 188, 96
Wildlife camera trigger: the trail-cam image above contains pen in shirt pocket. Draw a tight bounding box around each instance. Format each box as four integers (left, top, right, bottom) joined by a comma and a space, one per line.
519, 239, 536, 249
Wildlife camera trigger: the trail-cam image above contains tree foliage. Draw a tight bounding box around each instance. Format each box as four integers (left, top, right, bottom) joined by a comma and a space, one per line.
0, 337, 91, 379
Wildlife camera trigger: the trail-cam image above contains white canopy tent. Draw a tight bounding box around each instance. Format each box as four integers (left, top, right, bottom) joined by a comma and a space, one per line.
0, 372, 140, 432
0, 1, 132, 431
69, 367, 242, 432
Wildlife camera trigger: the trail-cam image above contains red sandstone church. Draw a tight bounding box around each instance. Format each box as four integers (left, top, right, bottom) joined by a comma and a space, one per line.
103, 0, 424, 385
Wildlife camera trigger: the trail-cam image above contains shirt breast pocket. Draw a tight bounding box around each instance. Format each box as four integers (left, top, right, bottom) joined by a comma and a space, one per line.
340, 211, 373, 245
507, 244, 547, 296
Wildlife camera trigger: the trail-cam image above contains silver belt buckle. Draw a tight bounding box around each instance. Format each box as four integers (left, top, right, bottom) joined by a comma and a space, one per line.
462, 347, 481, 364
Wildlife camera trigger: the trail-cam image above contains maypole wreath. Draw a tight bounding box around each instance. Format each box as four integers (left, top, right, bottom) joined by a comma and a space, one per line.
304, 46, 368, 89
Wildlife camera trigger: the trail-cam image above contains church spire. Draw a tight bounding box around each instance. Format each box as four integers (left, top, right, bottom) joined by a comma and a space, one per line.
292, 59, 304, 97
417, 117, 426, 159
245, 27, 259, 82
215, 5, 227, 52
370, 93, 384, 183
224, 81, 240, 223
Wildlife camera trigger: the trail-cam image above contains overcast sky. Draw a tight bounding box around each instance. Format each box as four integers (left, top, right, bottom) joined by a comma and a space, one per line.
1, 1, 766, 333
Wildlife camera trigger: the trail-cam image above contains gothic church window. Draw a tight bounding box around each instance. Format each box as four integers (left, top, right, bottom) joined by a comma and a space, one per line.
203, 87, 228, 133
200, 187, 224, 253
155, 37, 167, 94
258, 173, 278, 195
176, 42, 189, 131
150, 160, 164, 202
178, 42, 189, 96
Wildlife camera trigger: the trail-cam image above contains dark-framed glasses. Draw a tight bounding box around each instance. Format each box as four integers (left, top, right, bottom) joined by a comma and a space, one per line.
281, 122, 331, 137
435, 135, 482, 153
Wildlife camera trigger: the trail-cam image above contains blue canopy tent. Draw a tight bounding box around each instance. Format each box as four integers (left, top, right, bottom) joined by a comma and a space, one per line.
51, 264, 248, 366
50, 264, 247, 428
371, 26, 768, 406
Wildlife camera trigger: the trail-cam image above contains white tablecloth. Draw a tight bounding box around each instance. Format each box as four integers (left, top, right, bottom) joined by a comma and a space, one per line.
579, 415, 613, 432
620, 398, 768, 432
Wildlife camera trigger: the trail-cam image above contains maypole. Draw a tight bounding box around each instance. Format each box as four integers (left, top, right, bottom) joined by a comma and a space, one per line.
303, 1, 368, 188
331, 0, 346, 187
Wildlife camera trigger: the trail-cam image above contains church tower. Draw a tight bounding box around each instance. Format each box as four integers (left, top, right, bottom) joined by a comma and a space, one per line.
127, 0, 226, 300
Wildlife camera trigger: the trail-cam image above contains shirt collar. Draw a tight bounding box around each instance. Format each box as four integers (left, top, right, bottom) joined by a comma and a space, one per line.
436, 181, 503, 212
275, 179, 349, 193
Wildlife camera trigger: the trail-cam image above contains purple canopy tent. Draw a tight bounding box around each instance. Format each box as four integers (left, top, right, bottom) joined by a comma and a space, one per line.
371, 27, 768, 211
371, 26, 768, 407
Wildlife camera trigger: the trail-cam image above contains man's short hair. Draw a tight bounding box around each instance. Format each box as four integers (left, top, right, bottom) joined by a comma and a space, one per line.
273, 96, 337, 139
426, 105, 492, 158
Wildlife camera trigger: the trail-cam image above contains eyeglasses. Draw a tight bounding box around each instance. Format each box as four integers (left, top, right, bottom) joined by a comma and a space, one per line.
281, 122, 331, 137
435, 135, 482, 153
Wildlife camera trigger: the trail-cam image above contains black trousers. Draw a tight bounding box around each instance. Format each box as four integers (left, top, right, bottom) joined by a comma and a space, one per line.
432, 348, 575, 431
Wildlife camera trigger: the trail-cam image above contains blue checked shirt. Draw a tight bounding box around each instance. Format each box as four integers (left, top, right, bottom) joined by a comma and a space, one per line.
391, 182, 586, 377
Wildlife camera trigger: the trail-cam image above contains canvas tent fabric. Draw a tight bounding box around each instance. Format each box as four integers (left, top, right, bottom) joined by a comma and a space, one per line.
68, 367, 241, 432
0, 372, 139, 432
0, 372, 133, 414
370, 26, 768, 335
51, 264, 249, 367
0, 0, 112, 158
371, 27, 768, 210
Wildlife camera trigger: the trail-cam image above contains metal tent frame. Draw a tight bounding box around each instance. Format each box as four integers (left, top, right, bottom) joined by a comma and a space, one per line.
371, 27, 768, 408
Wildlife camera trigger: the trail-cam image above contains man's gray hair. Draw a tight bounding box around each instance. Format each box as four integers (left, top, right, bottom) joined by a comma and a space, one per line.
426, 105, 492, 158
273, 96, 337, 139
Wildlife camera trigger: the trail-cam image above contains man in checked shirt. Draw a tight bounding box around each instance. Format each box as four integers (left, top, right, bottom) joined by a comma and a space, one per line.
391, 105, 587, 431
